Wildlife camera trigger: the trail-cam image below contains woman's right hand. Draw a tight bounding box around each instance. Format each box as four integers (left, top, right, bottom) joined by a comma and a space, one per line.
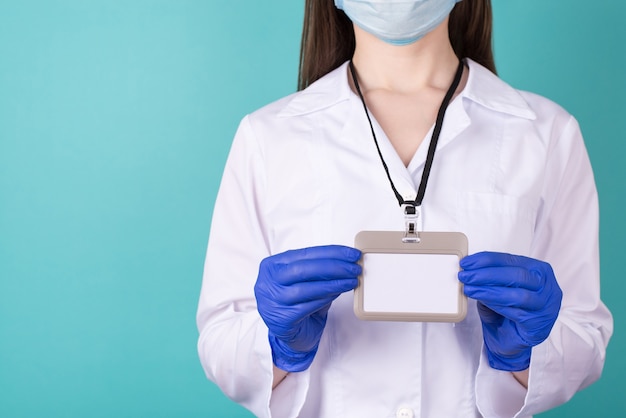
254, 245, 362, 372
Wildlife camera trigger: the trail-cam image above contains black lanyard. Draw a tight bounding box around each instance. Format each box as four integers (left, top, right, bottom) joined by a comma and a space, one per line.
349, 59, 464, 216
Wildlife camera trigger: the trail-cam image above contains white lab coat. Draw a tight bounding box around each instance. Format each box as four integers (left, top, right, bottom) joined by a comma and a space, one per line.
197, 59, 612, 418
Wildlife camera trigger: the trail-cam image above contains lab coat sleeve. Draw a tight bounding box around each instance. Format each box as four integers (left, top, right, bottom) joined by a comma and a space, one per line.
196, 116, 310, 418
475, 115, 613, 417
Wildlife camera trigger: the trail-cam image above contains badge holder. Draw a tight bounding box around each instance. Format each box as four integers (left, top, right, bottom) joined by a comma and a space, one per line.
354, 205, 468, 323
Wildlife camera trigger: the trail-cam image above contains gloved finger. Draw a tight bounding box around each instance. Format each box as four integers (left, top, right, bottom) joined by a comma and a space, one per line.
478, 301, 547, 323
463, 284, 548, 311
271, 259, 362, 285
478, 303, 559, 345
476, 302, 503, 324
292, 296, 341, 321
460, 251, 537, 270
269, 245, 362, 265
265, 296, 338, 330
273, 278, 359, 306
458, 266, 543, 290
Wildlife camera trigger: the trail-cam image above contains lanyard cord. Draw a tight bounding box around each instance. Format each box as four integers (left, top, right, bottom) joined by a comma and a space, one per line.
349, 59, 464, 210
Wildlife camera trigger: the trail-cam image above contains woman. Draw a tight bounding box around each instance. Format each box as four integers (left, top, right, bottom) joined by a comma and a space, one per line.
197, 1, 613, 416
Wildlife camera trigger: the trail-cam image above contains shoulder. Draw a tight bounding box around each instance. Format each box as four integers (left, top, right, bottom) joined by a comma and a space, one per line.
517, 89, 573, 126
466, 59, 571, 121
230, 62, 353, 160
245, 62, 352, 130
465, 59, 578, 144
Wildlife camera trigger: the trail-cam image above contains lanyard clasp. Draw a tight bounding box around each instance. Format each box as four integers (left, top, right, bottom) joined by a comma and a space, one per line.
402, 204, 421, 243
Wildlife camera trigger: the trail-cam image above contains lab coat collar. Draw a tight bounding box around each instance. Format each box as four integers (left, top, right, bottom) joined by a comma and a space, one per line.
277, 59, 536, 121
463, 58, 537, 120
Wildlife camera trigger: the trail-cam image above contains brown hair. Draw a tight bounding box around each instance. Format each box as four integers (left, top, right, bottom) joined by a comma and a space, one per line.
298, 0, 495, 90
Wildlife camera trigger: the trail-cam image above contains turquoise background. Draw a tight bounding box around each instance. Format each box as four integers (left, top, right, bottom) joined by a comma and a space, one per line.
0, 1, 623, 417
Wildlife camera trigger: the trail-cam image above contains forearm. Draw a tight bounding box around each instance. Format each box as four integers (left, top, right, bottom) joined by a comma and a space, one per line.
197, 310, 275, 414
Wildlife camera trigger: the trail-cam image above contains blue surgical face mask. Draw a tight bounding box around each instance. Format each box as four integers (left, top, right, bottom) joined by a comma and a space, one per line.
335, 0, 463, 46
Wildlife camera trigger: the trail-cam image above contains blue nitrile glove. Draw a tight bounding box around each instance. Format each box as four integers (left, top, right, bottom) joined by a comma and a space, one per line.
254, 245, 361, 372
458, 252, 563, 371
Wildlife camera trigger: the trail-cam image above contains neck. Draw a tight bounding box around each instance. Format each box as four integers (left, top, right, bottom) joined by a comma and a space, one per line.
351, 18, 459, 94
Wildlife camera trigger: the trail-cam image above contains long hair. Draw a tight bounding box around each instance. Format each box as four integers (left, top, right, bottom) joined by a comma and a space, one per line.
297, 0, 495, 90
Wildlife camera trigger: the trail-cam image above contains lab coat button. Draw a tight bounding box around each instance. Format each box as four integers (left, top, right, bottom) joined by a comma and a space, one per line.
396, 407, 414, 418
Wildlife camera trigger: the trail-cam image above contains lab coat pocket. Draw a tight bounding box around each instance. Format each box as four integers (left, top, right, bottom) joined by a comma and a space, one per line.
457, 191, 537, 256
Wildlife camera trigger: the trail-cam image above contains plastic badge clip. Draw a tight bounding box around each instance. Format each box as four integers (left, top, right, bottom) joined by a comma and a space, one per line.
402, 204, 420, 243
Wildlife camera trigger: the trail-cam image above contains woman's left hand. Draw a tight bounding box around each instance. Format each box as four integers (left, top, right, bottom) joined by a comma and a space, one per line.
458, 252, 563, 372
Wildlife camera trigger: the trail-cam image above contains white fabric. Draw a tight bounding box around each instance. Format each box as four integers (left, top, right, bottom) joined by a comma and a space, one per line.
196, 59, 613, 418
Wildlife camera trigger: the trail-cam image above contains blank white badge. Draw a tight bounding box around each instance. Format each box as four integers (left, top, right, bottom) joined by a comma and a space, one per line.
354, 231, 468, 322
